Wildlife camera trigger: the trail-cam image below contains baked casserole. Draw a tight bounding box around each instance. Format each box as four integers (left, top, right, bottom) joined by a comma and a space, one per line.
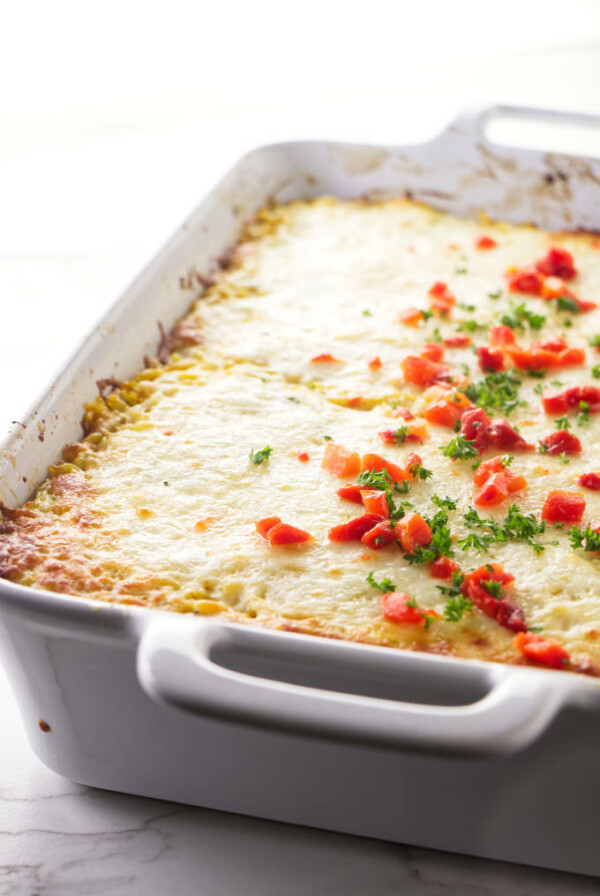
3, 197, 600, 676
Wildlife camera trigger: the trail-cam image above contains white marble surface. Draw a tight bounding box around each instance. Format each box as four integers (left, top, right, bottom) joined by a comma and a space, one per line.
2, 5, 600, 892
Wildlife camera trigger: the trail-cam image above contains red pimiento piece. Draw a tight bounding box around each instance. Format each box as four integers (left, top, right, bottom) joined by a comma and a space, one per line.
328, 513, 384, 542
337, 483, 363, 504
428, 281, 456, 304
541, 490, 586, 524
256, 517, 282, 539
360, 453, 409, 484
297, 451, 310, 462
489, 325, 516, 347
514, 632, 570, 669
310, 353, 342, 363
393, 407, 415, 421
321, 443, 361, 478
474, 471, 509, 507
421, 386, 473, 428
506, 267, 545, 296
540, 430, 582, 456
459, 408, 534, 453
462, 564, 526, 633
477, 346, 505, 372
401, 355, 450, 387
473, 457, 527, 494
535, 246, 577, 281
542, 385, 600, 415
429, 556, 460, 580
368, 356, 382, 370
378, 424, 427, 446
508, 343, 586, 371
381, 592, 437, 627
475, 234, 497, 250
268, 523, 314, 545
404, 452, 424, 478
443, 333, 471, 348
396, 513, 432, 553
398, 307, 426, 327
360, 489, 390, 518
579, 472, 600, 491
361, 520, 397, 549
421, 342, 445, 363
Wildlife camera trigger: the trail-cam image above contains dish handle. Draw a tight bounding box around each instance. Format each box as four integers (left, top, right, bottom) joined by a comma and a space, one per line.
136, 617, 582, 757
447, 103, 600, 147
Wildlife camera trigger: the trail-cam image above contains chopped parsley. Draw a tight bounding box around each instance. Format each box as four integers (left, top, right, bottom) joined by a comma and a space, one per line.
500, 303, 546, 332
421, 309, 434, 322
406, 596, 435, 630
593, 365, 600, 379
440, 434, 478, 460
408, 460, 433, 481
356, 469, 412, 520
569, 526, 600, 552
356, 469, 393, 490
249, 446, 273, 465
488, 290, 502, 300
556, 296, 581, 314
387, 426, 410, 445
366, 572, 396, 593
362, 309, 373, 316
458, 302, 476, 312
558, 452, 571, 464
431, 494, 458, 511
163, 481, 170, 486
443, 594, 472, 622
481, 579, 504, 598
459, 504, 547, 554
589, 335, 600, 348
403, 510, 454, 564
428, 327, 443, 343
555, 416, 571, 431
577, 400, 590, 426
465, 369, 522, 416
457, 319, 487, 333
322, 435, 333, 441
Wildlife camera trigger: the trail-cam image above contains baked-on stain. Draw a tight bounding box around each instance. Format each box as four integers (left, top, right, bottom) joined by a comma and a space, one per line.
38, 719, 51, 732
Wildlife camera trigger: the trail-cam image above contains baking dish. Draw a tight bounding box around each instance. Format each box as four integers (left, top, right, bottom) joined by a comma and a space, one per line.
2, 104, 600, 876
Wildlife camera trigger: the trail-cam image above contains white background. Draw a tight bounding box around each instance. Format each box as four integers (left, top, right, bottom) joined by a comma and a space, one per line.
1, 2, 600, 892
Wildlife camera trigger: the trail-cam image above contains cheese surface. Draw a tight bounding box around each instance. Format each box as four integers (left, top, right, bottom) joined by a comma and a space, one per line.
3, 198, 600, 674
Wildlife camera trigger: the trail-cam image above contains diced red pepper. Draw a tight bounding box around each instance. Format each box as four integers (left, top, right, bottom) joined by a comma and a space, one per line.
361, 520, 397, 549
398, 307, 426, 327
428, 281, 456, 304
536, 336, 567, 353
404, 452, 424, 479
459, 408, 534, 453
489, 325, 516, 347
506, 267, 545, 296
443, 333, 472, 348
268, 523, 314, 545
322, 443, 361, 478
474, 471, 509, 507
507, 344, 586, 371
421, 342, 445, 362
328, 513, 384, 542
475, 234, 498, 250
347, 396, 363, 408
514, 632, 570, 669
421, 386, 473, 429
256, 517, 282, 539
297, 451, 310, 462
393, 407, 415, 421
539, 430, 582, 455
310, 353, 342, 363
396, 513, 432, 553
336, 483, 364, 504
462, 564, 526, 633
579, 472, 600, 491
535, 246, 577, 281
401, 355, 450, 387
381, 592, 437, 627
541, 490, 586, 524
378, 424, 427, 446
543, 384, 600, 416
360, 489, 390, 518
429, 556, 460, 580
360, 453, 409, 484
477, 346, 505, 372
473, 457, 527, 494
368, 356, 382, 370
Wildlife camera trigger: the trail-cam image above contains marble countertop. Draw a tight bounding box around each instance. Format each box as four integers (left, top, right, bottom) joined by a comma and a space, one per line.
2, 11, 600, 891
1, 663, 599, 896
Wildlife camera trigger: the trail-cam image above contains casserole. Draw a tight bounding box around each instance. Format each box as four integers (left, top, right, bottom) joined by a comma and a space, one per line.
2, 104, 600, 876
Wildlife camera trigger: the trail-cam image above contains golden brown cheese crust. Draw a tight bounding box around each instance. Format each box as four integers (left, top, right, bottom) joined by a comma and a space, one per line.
3, 198, 600, 675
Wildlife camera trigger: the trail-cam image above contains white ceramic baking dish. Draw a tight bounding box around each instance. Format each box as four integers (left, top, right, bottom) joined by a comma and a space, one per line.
2, 104, 600, 877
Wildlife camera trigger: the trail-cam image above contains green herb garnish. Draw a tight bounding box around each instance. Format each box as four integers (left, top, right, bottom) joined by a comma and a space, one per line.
440, 434, 479, 460
569, 526, 600, 552
431, 494, 458, 511
367, 572, 396, 593
249, 446, 273, 465
465, 369, 522, 416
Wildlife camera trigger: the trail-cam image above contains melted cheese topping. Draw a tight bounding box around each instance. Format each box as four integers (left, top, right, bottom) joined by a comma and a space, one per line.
3, 198, 600, 674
